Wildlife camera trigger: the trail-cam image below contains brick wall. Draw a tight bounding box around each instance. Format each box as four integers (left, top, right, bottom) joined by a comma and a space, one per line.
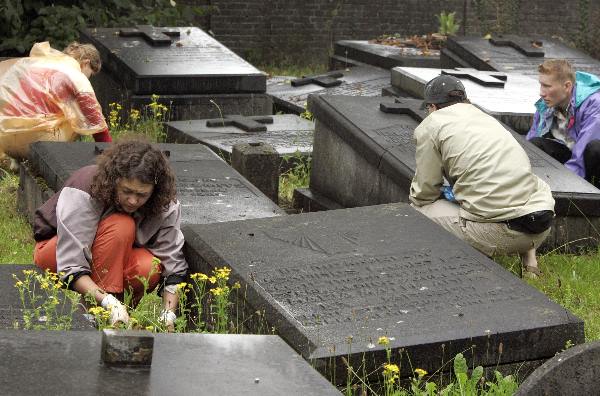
191, 0, 600, 66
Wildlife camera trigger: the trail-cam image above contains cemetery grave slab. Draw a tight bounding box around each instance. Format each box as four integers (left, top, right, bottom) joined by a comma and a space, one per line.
0, 330, 339, 395
442, 35, 600, 77
165, 114, 314, 162
333, 40, 441, 70
80, 26, 271, 119
390, 66, 539, 133
267, 66, 390, 114
0, 264, 94, 330
182, 203, 584, 382
28, 142, 284, 225
307, 95, 600, 250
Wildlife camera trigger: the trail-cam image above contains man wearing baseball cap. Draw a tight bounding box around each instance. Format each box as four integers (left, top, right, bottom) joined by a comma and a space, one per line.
410, 74, 555, 278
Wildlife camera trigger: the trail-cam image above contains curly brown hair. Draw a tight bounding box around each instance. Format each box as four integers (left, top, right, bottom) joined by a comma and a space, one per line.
90, 139, 176, 217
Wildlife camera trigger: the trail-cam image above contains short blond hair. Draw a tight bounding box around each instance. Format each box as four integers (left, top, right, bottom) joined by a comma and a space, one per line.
63, 42, 101, 74
538, 59, 575, 84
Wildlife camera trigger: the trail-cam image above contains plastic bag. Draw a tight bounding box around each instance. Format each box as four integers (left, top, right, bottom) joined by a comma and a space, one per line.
0, 42, 107, 158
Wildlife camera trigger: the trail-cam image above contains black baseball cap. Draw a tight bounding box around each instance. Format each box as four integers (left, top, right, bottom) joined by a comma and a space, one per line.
421, 75, 467, 109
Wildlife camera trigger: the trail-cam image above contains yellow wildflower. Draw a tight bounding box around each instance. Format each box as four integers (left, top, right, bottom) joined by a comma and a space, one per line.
414, 368, 427, 378
130, 109, 141, 122
40, 281, 50, 290
176, 282, 188, 290
210, 287, 224, 296
232, 281, 241, 289
190, 272, 209, 281
23, 270, 34, 276
145, 325, 154, 331
215, 267, 231, 280
383, 363, 399, 375
208, 276, 217, 284
377, 336, 390, 346
14, 281, 23, 288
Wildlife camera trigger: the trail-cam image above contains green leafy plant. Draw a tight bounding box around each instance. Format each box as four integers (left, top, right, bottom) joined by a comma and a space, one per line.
279, 151, 311, 206
106, 94, 169, 142
436, 11, 460, 36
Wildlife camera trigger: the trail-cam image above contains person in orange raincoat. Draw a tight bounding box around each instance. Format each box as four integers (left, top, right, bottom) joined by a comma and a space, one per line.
0, 41, 111, 162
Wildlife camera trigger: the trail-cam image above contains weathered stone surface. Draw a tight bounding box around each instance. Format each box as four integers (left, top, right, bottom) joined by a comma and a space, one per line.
0, 330, 340, 395
182, 203, 584, 382
267, 66, 390, 114
80, 26, 271, 119
28, 142, 284, 225
165, 114, 314, 159
308, 95, 600, 250
516, 341, 600, 396
443, 35, 600, 77
333, 40, 440, 69
232, 143, 280, 204
101, 329, 154, 367
0, 264, 93, 330
17, 162, 54, 225
390, 67, 539, 134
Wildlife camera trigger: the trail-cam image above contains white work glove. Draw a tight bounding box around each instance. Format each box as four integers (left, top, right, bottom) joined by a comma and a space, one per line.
159, 309, 177, 332
101, 294, 129, 326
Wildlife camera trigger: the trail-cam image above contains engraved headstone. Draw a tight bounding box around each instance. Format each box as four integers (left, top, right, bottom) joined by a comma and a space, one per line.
80, 26, 271, 120
307, 95, 600, 250
165, 115, 313, 161
390, 67, 539, 133
28, 142, 284, 224
442, 35, 600, 77
267, 66, 390, 114
0, 264, 94, 330
183, 203, 584, 383
0, 330, 340, 395
332, 40, 440, 70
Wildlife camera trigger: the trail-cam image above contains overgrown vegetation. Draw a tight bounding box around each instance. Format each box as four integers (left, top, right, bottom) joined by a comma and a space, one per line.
0, 171, 34, 264
106, 95, 169, 142
436, 11, 460, 36
0, 0, 215, 55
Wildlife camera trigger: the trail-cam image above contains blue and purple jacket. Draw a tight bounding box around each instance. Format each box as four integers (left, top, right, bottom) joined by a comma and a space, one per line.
527, 71, 600, 178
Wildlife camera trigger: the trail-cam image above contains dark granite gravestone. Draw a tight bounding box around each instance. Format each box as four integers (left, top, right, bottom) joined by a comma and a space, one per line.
0, 330, 339, 395
307, 95, 600, 250
332, 40, 440, 70
515, 341, 600, 396
442, 35, 600, 77
27, 142, 284, 224
0, 264, 94, 330
165, 115, 314, 161
80, 26, 271, 120
390, 67, 539, 133
267, 66, 390, 114
182, 203, 584, 383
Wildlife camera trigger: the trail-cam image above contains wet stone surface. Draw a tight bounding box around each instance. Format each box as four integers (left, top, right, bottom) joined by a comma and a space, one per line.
0, 330, 339, 395
28, 142, 283, 225
390, 66, 539, 133
333, 40, 441, 69
0, 264, 94, 330
183, 203, 584, 382
80, 26, 266, 95
444, 35, 600, 77
308, 95, 600, 217
267, 66, 390, 114
165, 114, 314, 158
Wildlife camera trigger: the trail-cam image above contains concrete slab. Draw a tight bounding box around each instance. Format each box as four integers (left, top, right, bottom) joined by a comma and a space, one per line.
182, 203, 584, 382
307, 95, 600, 249
267, 66, 390, 114
28, 142, 284, 225
0, 329, 340, 395
165, 114, 313, 159
390, 67, 539, 133
443, 35, 600, 77
333, 40, 440, 70
80, 26, 271, 119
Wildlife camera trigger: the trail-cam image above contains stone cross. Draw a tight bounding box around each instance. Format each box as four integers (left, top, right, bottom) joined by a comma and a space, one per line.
379, 99, 426, 122
205, 115, 274, 133
489, 35, 545, 57
291, 72, 344, 88
119, 25, 181, 46
442, 68, 507, 88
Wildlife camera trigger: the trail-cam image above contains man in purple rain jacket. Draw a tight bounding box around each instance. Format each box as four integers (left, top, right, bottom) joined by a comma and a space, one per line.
527, 59, 600, 186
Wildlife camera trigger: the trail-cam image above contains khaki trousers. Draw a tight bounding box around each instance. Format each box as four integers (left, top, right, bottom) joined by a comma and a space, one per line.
412, 200, 550, 257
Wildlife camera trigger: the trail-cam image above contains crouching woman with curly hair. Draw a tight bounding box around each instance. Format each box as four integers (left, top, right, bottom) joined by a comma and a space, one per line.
32, 139, 187, 328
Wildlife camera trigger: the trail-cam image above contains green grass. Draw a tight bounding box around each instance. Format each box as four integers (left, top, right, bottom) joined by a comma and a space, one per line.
495, 251, 600, 341
0, 171, 35, 264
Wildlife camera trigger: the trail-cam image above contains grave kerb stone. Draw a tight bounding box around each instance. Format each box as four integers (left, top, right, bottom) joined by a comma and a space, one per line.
334, 40, 441, 69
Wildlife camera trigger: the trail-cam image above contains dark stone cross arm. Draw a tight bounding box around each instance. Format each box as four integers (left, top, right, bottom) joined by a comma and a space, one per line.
119, 25, 181, 46
291, 72, 344, 88
205, 115, 274, 133
379, 100, 426, 122
489, 35, 545, 57
442, 68, 507, 88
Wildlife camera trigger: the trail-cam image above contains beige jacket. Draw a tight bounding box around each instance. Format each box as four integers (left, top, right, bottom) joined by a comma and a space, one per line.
410, 103, 554, 222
